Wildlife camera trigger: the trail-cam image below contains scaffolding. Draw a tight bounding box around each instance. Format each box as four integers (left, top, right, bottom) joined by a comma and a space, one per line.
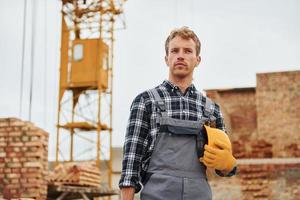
55, 0, 126, 191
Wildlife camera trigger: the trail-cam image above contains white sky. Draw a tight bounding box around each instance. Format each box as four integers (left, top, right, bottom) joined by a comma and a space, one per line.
0, 0, 300, 160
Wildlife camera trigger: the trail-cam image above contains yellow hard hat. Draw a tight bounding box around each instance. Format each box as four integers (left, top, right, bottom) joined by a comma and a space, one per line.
203, 125, 232, 152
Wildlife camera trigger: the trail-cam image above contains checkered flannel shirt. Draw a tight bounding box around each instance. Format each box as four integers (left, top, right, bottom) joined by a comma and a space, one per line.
119, 80, 227, 192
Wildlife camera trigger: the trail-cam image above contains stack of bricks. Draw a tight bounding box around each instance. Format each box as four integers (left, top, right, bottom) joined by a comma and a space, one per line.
209, 162, 300, 200
284, 143, 300, 157
238, 163, 300, 200
239, 165, 271, 199
0, 118, 48, 200
232, 140, 248, 158
232, 139, 272, 159
48, 163, 101, 187
250, 139, 273, 158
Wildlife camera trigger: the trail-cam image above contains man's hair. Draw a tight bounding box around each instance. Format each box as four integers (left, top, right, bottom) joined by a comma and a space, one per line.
165, 27, 201, 56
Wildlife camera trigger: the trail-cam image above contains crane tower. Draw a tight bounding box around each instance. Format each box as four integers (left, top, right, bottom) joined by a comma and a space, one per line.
55, 0, 126, 188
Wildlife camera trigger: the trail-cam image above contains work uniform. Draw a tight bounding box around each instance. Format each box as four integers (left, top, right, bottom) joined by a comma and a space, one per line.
141, 89, 214, 200
119, 80, 228, 198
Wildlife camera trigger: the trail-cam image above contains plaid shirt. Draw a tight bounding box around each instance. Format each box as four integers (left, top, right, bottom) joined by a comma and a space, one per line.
119, 80, 226, 191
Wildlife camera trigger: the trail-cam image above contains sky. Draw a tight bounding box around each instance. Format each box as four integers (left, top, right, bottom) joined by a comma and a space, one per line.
0, 0, 300, 160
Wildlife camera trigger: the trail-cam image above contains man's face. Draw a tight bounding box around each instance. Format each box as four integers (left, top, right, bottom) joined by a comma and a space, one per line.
165, 36, 201, 80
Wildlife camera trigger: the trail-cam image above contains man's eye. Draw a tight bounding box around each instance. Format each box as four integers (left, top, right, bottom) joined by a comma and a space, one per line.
171, 49, 178, 53
185, 49, 192, 53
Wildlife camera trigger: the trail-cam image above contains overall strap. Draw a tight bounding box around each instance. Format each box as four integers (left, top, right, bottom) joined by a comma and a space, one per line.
150, 88, 168, 122
203, 98, 216, 121
150, 88, 165, 111
150, 89, 206, 158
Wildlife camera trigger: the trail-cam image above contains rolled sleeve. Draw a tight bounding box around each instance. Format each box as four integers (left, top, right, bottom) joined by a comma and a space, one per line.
119, 94, 150, 192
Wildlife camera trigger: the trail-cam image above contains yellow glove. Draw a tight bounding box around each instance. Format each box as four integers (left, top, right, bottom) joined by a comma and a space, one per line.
201, 139, 236, 171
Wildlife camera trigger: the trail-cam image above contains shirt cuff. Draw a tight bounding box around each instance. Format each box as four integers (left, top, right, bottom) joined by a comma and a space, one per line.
119, 177, 142, 193
215, 166, 237, 177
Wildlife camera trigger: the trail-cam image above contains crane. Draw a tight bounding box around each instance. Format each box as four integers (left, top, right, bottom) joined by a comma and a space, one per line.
55, 0, 127, 192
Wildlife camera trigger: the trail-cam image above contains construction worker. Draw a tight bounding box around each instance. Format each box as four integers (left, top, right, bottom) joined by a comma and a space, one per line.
119, 27, 237, 200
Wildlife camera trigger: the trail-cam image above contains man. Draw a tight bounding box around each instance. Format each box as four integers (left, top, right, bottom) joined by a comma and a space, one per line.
119, 27, 236, 200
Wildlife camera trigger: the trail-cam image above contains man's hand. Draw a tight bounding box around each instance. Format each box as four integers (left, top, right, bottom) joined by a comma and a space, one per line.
121, 187, 135, 200
202, 140, 236, 171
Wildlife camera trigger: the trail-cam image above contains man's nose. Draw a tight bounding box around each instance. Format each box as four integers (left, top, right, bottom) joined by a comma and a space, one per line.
177, 51, 184, 60
177, 56, 184, 61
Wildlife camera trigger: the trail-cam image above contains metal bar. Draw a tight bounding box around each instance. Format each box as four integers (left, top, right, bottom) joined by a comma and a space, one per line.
28, 0, 37, 121
237, 158, 300, 165
108, 14, 115, 191
19, 0, 28, 118
76, 131, 96, 144
96, 92, 101, 167
70, 91, 76, 162
79, 192, 90, 200
56, 1, 66, 165
56, 192, 68, 200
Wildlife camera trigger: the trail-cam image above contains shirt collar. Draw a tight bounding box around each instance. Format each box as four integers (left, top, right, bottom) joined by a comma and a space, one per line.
162, 80, 197, 94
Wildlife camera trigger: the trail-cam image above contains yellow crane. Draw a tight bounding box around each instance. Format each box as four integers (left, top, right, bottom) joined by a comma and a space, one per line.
55, 0, 127, 191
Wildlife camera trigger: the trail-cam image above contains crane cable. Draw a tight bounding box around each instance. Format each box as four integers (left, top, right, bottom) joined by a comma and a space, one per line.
28, 0, 37, 121
43, 0, 48, 128
19, 0, 28, 118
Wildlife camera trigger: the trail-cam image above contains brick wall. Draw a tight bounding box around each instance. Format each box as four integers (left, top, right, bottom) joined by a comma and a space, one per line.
209, 162, 300, 200
205, 70, 300, 200
256, 71, 300, 157
206, 88, 257, 158
0, 118, 48, 200
206, 70, 300, 158
206, 88, 257, 140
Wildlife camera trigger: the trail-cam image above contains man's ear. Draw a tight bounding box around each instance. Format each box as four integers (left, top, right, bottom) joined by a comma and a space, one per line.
165, 55, 169, 66
196, 55, 201, 67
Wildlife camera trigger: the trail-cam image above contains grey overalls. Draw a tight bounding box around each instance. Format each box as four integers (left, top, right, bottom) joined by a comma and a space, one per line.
141, 89, 214, 200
